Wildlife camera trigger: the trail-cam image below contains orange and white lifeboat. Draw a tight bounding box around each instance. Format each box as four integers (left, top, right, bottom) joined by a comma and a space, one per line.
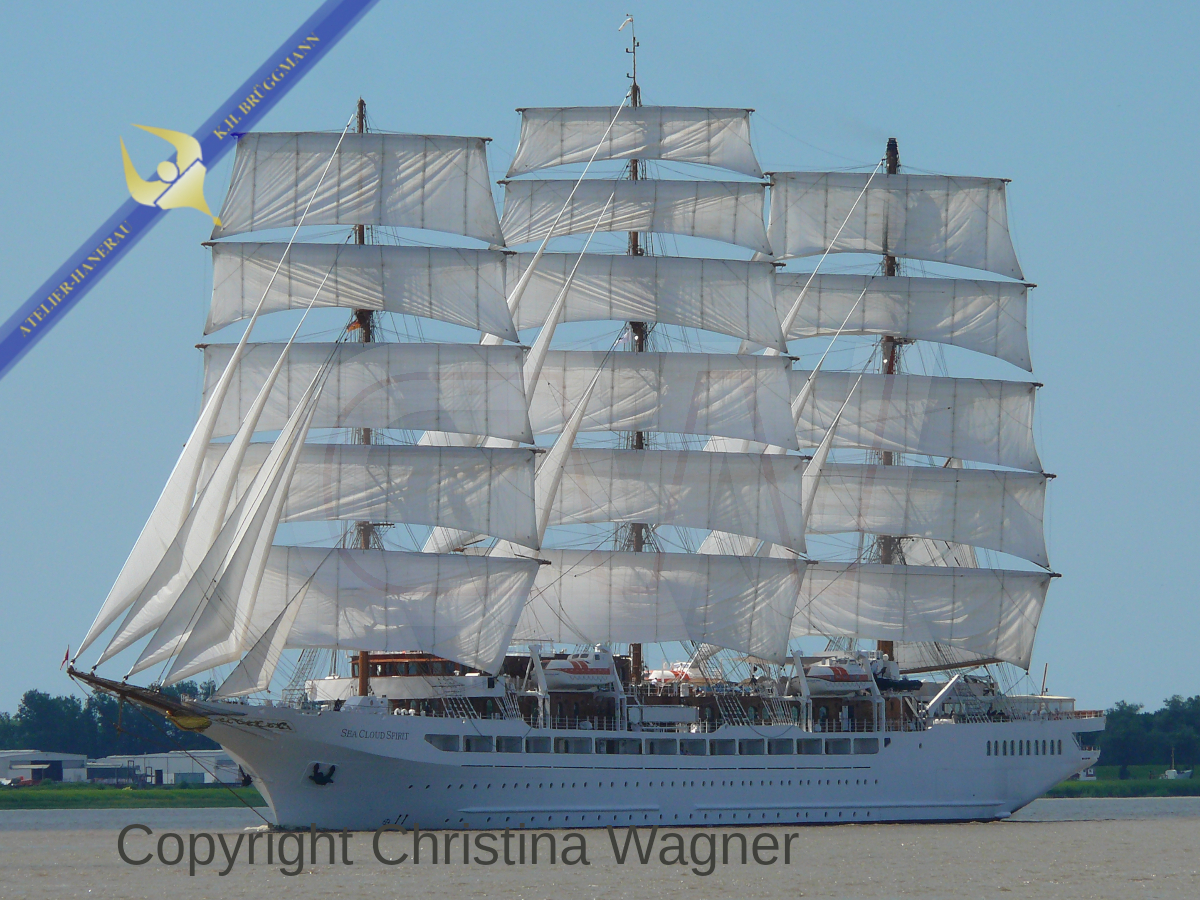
804, 658, 871, 695
647, 662, 710, 685
542, 648, 615, 690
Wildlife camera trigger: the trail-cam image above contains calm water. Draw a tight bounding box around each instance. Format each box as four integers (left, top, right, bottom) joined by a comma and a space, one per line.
1, 799, 1197, 899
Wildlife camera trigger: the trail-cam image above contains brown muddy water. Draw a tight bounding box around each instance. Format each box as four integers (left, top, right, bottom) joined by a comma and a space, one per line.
1, 798, 1196, 899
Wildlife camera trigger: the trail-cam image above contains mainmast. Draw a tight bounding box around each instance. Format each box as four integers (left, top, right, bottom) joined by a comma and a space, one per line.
353, 96, 375, 698
622, 15, 646, 684
876, 136, 902, 661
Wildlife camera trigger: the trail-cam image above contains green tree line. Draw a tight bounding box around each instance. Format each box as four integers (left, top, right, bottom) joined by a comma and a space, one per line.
0, 684, 218, 758
1098, 695, 1199, 767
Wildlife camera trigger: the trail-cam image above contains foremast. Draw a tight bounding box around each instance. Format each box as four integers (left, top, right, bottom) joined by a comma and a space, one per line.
351, 96, 377, 698
619, 16, 648, 685
875, 136, 902, 661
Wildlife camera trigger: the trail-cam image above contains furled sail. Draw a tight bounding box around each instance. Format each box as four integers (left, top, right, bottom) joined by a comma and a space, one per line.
790, 370, 1041, 471
767, 173, 1023, 279
508, 253, 784, 350
507, 106, 763, 178
528, 351, 797, 448
793, 563, 1050, 669
500, 180, 771, 255
211, 132, 504, 244
514, 550, 801, 663
207, 244, 516, 341
774, 273, 1031, 370
202, 343, 533, 442
250, 546, 541, 675
204, 443, 539, 547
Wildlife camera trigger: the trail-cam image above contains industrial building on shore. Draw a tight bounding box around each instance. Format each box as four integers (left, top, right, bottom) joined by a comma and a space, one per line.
0, 749, 240, 785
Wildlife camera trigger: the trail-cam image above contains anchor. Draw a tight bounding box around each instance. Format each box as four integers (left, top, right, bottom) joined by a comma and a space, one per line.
308, 763, 337, 786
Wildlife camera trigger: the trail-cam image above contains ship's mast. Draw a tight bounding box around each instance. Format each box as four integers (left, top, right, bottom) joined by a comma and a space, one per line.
353, 97, 374, 698
875, 136, 901, 662
622, 16, 646, 684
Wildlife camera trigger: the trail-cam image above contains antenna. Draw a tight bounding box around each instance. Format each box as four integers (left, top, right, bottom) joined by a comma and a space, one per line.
621, 14, 639, 104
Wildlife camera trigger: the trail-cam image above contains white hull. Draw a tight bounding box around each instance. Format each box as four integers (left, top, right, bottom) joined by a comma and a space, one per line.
202, 705, 1103, 831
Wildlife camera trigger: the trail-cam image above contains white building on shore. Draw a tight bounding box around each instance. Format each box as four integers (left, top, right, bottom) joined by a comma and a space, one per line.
0, 749, 88, 783
88, 750, 241, 785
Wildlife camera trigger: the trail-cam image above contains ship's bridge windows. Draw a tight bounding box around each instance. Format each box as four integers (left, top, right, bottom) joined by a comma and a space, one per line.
768, 739, 794, 756
798, 738, 823, 756
647, 739, 677, 756
554, 737, 592, 754
738, 739, 765, 756
825, 738, 852, 756
853, 738, 879, 755
525, 736, 551, 754
710, 739, 737, 756
496, 736, 522, 754
425, 734, 460, 752
679, 739, 707, 756
464, 735, 493, 753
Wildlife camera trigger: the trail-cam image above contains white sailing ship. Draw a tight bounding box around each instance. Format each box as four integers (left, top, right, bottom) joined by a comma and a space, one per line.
71, 25, 1102, 830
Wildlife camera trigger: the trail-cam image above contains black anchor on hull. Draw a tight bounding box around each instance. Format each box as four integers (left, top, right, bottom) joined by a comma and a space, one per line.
309, 763, 336, 786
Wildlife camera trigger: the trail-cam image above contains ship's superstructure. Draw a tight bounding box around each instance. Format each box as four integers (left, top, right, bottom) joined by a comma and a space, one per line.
71, 23, 1102, 829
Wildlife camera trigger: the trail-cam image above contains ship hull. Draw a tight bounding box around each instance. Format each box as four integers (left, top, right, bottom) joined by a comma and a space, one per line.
202, 705, 1103, 831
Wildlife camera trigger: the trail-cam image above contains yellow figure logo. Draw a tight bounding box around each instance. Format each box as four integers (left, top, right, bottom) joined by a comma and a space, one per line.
120, 125, 221, 226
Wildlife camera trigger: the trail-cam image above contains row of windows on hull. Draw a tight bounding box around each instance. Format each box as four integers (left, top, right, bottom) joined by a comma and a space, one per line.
437, 807, 881, 829
416, 776, 879, 792
988, 739, 1061, 757
426, 735, 882, 756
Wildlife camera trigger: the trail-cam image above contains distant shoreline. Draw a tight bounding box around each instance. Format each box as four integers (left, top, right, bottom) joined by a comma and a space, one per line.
1046, 780, 1200, 798
0, 784, 266, 810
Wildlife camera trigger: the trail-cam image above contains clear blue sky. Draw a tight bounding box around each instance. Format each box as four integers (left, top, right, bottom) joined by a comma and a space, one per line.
0, 2, 1196, 714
